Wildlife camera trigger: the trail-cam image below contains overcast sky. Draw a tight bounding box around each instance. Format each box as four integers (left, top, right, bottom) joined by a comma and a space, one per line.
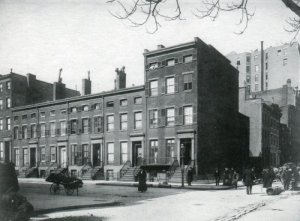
0, 0, 297, 94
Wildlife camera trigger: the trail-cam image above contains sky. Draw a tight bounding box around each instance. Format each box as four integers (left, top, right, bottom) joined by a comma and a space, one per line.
0, 0, 298, 94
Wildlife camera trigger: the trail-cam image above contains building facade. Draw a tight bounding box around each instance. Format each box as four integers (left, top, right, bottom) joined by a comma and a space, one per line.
9, 38, 249, 180
227, 42, 300, 94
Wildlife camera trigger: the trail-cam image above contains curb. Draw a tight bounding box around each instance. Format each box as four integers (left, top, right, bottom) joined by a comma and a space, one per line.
32, 201, 121, 216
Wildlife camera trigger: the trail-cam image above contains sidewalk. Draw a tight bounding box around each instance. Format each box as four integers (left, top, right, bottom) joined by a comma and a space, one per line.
18, 178, 234, 190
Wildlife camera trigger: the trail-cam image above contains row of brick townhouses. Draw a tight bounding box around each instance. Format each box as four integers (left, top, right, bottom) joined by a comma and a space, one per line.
3, 37, 250, 181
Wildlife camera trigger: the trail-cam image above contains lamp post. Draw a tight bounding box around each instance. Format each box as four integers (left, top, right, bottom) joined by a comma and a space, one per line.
180, 144, 185, 188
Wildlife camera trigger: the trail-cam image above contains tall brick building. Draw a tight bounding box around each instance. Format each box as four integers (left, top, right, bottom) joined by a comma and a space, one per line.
9, 38, 249, 180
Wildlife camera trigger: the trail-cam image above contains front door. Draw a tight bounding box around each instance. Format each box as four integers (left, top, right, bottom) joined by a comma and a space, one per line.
60, 147, 67, 168
4, 141, 10, 163
132, 141, 142, 166
93, 143, 102, 167
30, 148, 36, 167
180, 138, 191, 165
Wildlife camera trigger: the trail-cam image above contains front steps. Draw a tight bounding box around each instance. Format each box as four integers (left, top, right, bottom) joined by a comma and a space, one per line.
119, 167, 139, 182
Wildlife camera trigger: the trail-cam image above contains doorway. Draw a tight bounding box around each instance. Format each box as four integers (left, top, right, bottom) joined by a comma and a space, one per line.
29, 148, 36, 167
93, 143, 102, 167
4, 141, 10, 163
180, 138, 192, 165
132, 141, 142, 166
60, 147, 67, 168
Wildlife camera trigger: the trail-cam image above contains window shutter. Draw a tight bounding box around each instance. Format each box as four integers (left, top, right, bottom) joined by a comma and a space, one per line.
77, 145, 83, 166
37, 124, 41, 138
178, 56, 183, 63
67, 120, 71, 135
27, 126, 31, 139
176, 107, 183, 125
46, 147, 51, 163
175, 75, 179, 93
99, 116, 104, 133
145, 82, 149, 97
18, 127, 22, 139
162, 60, 166, 66
193, 105, 197, 123
77, 106, 82, 112
161, 80, 165, 95
88, 118, 92, 133
77, 119, 81, 135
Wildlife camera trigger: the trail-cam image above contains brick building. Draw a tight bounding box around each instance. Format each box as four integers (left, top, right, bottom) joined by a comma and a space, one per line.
10, 38, 249, 180
0, 71, 79, 165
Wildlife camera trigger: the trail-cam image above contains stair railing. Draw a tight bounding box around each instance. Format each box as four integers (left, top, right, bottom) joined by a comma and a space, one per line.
79, 163, 90, 177
133, 166, 141, 181
45, 162, 56, 177
119, 161, 131, 179
91, 161, 103, 179
167, 159, 179, 181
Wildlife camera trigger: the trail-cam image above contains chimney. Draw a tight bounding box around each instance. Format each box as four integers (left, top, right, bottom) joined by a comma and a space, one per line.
261, 41, 264, 91
82, 71, 92, 95
157, 44, 165, 49
26, 73, 36, 88
115, 66, 126, 90
287, 79, 291, 87
53, 68, 66, 101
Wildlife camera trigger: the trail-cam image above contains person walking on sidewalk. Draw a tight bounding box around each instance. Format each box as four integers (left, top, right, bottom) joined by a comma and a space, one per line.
243, 166, 255, 194
232, 170, 239, 189
138, 169, 147, 193
187, 167, 194, 186
214, 168, 221, 186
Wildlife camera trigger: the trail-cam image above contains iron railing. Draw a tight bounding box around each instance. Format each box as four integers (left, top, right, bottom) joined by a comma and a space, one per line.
119, 161, 131, 179
167, 159, 179, 180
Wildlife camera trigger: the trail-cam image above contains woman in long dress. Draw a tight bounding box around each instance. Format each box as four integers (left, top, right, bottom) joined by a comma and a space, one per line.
138, 169, 147, 192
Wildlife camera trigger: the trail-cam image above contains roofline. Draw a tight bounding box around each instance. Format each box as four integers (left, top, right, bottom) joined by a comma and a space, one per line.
12, 85, 145, 111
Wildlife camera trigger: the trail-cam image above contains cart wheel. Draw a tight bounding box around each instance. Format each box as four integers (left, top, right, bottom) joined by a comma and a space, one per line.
50, 183, 60, 194
64, 187, 74, 196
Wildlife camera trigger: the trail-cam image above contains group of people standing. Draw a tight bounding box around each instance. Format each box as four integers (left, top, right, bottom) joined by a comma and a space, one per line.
214, 168, 239, 189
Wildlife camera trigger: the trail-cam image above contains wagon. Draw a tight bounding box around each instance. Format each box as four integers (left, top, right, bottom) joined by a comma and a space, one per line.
46, 171, 83, 196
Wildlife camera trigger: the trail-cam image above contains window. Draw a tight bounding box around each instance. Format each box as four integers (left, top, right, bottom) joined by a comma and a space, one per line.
183, 106, 193, 125
150, 80, 158, 96
41, 147, 45, 162
50, 146, 56, 162
0, 84, 2, 92
246, 66, 250, 74
93, 103, 101, 110
120, 99, 128, 106
40, 112, 45, 118
166, 108, 175, 126
149, 62, 159, 70
70, 119, 78, 134
183, 55, 193, 63
120, 113, 128, 131
14, 127, 19, 139
265, 53, 268, 60
150, 140, 158, 164
237, 58, 241, 65
0, 119, 3, 130
31, 113, 36, 119
166, 139, 175, 162
107, 143, 114, 164
30, 124, 37, 138
70, 107, 77, 113
50, 122, 55, 137
6, 98, 11, 108
61, 109, 67, 115
14, 149, 19, 167
183, 73, 193, 91
82, 118, 89, 134
6, 117, 11, 130
255, 84, 259, 92
106, 101, 114, 108
14, 116, 19, 122
71, 144, 78, 165
266, 82, 268, 90
0, 100, 2, 110
255, 74, 258, 82
40, 123, 46, 137
107, 115, 114, 131
246, 55, 251, 62
94, 116, 102, 133
60, 121, 66, 136
134, 112, 142, 129
166, 77, 175, 94
283, 58, 288, 66
22, 125, 27, 139
255, 65, 259, 72
23, 148, 29, 166
134, 97, 142, 104
22, 115, 27, 120
254, 55, 258, 60
283, 48, 287, 55
120, 142, 128, 164
265, 62, 268, 70
6, 81, 11, 90
50, 110, 55, 116
82, 144, 89, 164
149, 109, 158, 128
166, 59, 175, 66
266, 73, 268, 80
0, 142, 3, 161
82, 105, 89, 111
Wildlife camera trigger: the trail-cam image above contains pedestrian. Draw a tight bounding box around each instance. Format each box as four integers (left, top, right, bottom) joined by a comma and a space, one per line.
214, 168, 221, 186
138, 169, 147, 192
243, 166, 255, 195
223, 168, 230, 186
232, 170, 239, 189
282, 168, 292, 190
262, 168, 273, 189
230, 168, 234, 185
187, 167, 193, 186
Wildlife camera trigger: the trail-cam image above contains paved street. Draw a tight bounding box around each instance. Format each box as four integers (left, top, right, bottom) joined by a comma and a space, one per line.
19, 181, 300, 221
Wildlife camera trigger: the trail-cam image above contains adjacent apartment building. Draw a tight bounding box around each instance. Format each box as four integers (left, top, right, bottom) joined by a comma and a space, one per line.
9, 38, 249, 180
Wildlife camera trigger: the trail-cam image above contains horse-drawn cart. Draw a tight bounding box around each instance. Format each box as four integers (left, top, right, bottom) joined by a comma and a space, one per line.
46, 169, 83, 196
